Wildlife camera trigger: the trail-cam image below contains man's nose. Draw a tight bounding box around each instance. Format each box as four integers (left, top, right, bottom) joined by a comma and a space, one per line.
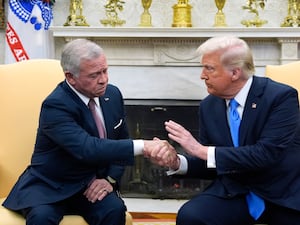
200, 71, 207, 80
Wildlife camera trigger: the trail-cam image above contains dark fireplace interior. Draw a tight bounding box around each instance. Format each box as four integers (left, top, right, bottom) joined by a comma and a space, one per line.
120, 99, 212, 199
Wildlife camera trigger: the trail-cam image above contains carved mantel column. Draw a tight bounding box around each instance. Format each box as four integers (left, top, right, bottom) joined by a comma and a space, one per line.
278, 38, 300, 64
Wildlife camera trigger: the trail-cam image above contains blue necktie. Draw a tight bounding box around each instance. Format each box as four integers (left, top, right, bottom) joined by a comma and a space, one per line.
229, 99, 240, 147
229, 99, 265, 220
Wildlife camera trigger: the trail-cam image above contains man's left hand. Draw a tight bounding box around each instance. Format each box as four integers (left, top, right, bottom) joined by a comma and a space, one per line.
83, 178, 113, 203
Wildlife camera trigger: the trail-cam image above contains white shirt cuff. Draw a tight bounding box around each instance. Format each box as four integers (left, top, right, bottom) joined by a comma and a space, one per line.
207, 146, 216, 168
166, 154, 188, 175
133, 139, 144, 155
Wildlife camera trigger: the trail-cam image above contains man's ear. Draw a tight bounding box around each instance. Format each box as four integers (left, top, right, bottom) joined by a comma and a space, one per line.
231, 67, 241, 81
65, 72, 75, 85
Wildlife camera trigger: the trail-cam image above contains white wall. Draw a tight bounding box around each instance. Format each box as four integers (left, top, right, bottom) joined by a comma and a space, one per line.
0, 0, 292, 65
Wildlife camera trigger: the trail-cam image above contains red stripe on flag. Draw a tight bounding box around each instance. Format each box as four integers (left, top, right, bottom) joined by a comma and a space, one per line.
5, 22, 30, 62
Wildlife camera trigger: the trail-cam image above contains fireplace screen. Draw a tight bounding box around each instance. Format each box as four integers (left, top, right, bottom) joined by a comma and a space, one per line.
120, 100, 212, 199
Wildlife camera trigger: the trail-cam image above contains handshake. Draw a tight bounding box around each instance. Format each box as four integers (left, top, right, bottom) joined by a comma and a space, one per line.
141, 120, 207, 170
143, 138, 180, 171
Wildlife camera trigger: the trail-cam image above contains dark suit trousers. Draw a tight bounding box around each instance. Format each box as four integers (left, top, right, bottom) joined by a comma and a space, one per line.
21, 190, 126, 225
176, 193, 300, 225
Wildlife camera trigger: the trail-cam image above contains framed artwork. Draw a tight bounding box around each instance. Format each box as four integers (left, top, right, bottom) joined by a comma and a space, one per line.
0, 0, 4, 29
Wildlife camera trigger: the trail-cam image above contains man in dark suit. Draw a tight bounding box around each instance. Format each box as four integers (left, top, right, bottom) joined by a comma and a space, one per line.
163, 36, 300, 225
2, 39, 177, 225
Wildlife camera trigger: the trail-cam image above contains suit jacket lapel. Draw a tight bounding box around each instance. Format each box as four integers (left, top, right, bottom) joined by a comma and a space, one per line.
203, 97, 233, 146
62, 81, 101, 137
239, 76, 266, 146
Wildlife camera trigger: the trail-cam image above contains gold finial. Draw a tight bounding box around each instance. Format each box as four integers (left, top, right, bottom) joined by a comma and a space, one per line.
100, 0, 126, 27
0, 0, 4, 29
281, 0, 300, 27
139, 0, 153, 27
241, 0, 268, 27
172, 0, 192, 27
214, 0, 227, 27
64, 0, 89, 26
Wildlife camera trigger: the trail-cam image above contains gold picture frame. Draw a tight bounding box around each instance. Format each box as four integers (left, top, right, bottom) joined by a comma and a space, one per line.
0, 0, 4, 29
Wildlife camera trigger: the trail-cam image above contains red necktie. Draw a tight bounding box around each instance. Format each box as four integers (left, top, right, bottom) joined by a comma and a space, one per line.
88, 99, 106, 138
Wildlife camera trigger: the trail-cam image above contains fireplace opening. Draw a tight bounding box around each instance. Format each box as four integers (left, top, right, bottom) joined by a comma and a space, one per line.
120, 99, 212, 199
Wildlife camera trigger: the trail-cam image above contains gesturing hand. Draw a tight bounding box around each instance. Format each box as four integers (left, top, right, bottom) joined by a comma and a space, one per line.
165, 120, 208, 160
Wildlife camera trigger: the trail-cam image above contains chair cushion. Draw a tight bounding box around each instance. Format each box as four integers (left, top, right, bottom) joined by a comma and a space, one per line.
0, 197, 87, 225
0, 197, 132, 225
0, 197, 25, 225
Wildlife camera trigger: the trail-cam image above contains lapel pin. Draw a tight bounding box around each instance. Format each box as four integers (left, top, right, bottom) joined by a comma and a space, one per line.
252, 103, 257, 109
104, 97, 109, 101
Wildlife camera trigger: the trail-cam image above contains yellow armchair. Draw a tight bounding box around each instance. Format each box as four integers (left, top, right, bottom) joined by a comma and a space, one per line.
265, 61, 300, 99
254, 61, 300, 225
0, 59, 132, 225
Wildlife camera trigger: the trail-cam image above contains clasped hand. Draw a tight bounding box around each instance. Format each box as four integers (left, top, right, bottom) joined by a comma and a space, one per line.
143, 138, 179, 170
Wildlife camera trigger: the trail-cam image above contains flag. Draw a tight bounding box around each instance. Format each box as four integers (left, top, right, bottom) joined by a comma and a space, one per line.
5, 0, 53, 64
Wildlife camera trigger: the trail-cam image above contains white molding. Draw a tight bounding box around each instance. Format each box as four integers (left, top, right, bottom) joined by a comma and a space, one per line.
50, 27, 300, 99
50, 26, 300, 38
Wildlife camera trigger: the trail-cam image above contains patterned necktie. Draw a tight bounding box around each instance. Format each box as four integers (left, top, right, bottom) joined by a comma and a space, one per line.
88, 99, 106, 138
229, 98, 265, 220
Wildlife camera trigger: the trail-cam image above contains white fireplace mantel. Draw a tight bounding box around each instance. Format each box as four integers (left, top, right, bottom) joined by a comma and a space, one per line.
51, 27, 300, 65
51, 27, 300, 38
50, 27, 300, 100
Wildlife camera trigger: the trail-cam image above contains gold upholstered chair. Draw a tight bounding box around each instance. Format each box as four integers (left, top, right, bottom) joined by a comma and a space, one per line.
265, 60, 300, 99
259, 61, 300, 225
0, 59, 132, 225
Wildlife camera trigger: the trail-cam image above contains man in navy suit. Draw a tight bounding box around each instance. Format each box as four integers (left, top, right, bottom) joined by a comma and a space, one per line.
163, 36, 300, 225
2, 39, 177, 225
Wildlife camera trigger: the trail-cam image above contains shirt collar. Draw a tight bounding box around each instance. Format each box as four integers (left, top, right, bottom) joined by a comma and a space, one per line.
226, 76, 253, 108
66, 80, 100, 107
